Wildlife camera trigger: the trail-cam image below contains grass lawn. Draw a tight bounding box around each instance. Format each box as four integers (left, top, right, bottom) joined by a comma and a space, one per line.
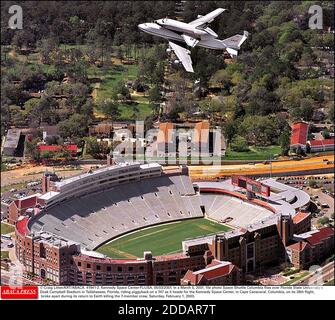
88, 63, 153, 120
118, 103, 153, 121
224, 145, 282, 161
282, 271, 310, 286
1, 223, 15, 235
88, 64, 139, 102
97, 218, 231, 259
1, 251, 9, 260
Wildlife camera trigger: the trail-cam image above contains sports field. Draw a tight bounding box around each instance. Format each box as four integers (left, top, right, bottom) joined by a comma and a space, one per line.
96, 218, 231, 259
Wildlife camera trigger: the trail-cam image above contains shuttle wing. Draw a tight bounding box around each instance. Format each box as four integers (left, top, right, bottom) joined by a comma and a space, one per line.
181, 34, 199, 48
169, 41, 194, 73
189, 8, 226, 28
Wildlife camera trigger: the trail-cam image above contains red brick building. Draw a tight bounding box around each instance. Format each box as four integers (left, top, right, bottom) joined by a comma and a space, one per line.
290, 122, 309, 151
15, 217, 212, 285
8, 194, 40, 225
286, 227, 334, 269
308, 138, 334, 153
292, 211, 312, 235
38, 144, 78, 157
181, 260, 242, 285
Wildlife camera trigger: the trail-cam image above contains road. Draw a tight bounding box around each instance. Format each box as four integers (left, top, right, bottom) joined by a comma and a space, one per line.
187, 155, 334, 179
296, 262, 334, 286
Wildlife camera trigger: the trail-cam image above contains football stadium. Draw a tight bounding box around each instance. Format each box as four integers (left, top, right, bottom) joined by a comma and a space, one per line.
14, 161, 321, 286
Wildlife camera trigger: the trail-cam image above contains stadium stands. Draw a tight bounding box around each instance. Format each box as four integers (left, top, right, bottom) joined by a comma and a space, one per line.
201, 193, 273, 227
29, 173, 203, 250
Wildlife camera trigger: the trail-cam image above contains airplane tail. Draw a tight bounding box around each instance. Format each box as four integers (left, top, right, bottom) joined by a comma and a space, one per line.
221, 31, 249, 58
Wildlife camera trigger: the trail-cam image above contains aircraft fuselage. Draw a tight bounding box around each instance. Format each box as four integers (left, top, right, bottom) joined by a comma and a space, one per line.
155, 18, 207, 37
138, 22, 226, 50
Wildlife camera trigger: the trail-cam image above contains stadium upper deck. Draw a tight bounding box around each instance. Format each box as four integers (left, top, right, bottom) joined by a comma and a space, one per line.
29, 164, 203, 250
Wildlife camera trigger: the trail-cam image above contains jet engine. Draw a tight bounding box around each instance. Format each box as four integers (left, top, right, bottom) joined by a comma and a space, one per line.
174, 59, 181, 64
197, 15, 203, 18
166, 48, 172, 53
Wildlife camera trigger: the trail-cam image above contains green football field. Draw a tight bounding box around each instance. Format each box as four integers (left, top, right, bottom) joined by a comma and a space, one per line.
96, 218, 231, 259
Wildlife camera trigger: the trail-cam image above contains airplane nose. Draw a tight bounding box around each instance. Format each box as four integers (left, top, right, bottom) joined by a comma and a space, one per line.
138, 23, 147, 30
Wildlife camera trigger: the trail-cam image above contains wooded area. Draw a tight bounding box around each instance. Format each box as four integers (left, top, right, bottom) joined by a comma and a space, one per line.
1, 1, 334, 159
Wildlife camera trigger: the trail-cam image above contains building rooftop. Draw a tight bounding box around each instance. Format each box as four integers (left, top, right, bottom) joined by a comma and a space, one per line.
38, 191, 60, 201
309, 138, 334, 147
33, 231, 79, 247
54, 162, 161, 189
293, 211, 310, 224
293, 227, 334, 246
4, 129, 21, 149
305, 227, 334, 246
38, 144, 78, 152
183, 260, 235, 284
287, 241, 310, 251
290, 122, 309, 146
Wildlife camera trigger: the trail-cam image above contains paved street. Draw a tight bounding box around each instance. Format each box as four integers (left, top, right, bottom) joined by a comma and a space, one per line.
296, 262, 334, 286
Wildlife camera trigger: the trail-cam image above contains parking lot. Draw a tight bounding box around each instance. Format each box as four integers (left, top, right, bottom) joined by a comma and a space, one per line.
1, 236, 14, 250
308, 188, 334, 222
277, 174, 334, 192
277, 175, 334, 227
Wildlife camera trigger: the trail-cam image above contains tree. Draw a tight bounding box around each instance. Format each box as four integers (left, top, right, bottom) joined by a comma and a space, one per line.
84, 136, 109, 158
112, 81, 131, 101
84, 137, 101, 157
37, 37, 60, 64
23, 98, 41, 127
25, 138, 40, 161
223, 120, 238, 146
318, 217, 330, 226
98, 99, 120, 127
230, 135, 249, 152
148, 85, 161, 103
58, 113, 88, 139
329, 103, 334, 124
279, 128, 291, 156
9, 105, 26, 127
308, 179, 318, 188
80, 99, 95, 118
209, 69, 233, 94
23, 97, 59, 126
238, 115, 279, 146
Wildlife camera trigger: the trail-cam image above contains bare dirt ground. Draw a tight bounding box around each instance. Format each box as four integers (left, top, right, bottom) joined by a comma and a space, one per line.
1, 164, 93, 187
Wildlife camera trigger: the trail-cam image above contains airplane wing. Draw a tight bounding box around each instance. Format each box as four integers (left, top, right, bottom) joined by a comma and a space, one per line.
189, 8, 226, 28
222, 31, 249, 50
169, 41, 194, 73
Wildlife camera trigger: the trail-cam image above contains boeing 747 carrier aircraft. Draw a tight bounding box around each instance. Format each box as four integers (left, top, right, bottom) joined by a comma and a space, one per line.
138, 8, 248, 72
